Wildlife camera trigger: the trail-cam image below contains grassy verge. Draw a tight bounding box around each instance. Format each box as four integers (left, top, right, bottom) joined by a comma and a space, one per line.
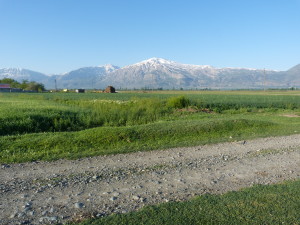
0, 92, 300, 163
73, 179, 300, 225
1, 110, 300, 163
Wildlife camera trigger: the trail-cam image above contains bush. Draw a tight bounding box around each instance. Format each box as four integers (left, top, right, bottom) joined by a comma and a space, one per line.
166, 96, 190, 109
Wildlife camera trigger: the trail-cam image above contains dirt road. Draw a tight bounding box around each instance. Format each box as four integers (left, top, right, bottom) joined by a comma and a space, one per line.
1, 134, 300, 224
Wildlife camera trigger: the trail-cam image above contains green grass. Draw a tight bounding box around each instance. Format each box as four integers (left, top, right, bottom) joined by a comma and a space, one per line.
0, 91, 300, 163
1, 91, 300, 136
1, 111, 300, 163
73, 179, 300, 225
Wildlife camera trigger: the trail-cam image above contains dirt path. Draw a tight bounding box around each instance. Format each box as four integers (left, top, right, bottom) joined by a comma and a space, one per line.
1, 134, 300, 225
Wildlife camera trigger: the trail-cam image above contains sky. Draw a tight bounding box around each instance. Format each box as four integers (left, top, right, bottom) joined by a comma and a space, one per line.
0, 0, 299, 74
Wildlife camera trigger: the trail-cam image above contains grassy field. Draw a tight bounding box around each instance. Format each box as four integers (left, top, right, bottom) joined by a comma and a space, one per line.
73, 179, 300, 225
1, 90, 300, 163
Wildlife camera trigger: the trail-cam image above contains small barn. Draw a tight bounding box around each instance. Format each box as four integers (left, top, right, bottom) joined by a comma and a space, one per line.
75, 89, 85, 93
0, 84, 11, 92
104, 86, 116, 93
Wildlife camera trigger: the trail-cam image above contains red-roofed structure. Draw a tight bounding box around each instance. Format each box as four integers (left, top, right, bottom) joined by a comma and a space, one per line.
0, 84, 11, 88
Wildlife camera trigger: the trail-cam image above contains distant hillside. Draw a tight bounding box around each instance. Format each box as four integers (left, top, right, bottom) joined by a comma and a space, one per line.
55, 65, 119, 89
0, 68, 50, 84
1, 58, 299, 89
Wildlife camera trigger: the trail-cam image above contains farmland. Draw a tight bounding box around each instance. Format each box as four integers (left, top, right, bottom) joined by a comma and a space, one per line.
1, 90, 300, 163
0, 90, 300, 225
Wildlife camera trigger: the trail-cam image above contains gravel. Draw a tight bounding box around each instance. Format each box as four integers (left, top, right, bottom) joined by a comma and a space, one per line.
1, 134, 300, 224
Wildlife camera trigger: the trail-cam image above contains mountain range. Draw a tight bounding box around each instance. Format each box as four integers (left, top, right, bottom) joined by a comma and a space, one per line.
1, 58, 299, 90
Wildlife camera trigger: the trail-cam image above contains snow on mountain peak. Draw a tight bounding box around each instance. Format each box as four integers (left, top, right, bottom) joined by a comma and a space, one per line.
1, 68, 23, 72
122, 57, 214, 72
144, 57, 174, 64
98, 64, 119, 73
132, 57, 175, 67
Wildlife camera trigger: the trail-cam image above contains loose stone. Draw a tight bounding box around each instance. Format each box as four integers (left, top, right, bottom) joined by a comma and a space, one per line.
132, 195, 140, 200
112, 192, 120, 197
39, 216, 58, 223
9, 212, 18, 218
110, 197, 117, 201
17, 212, 26, 218
74, 202, 84, 209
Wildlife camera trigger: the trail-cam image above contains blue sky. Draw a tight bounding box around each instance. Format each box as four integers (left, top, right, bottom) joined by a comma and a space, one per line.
0, 0, 299, 74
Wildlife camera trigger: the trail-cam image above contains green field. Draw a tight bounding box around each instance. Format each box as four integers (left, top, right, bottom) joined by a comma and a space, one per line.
1, 90, 300, 163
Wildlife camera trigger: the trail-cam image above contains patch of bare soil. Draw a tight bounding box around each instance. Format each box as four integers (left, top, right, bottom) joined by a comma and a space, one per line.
282, 114, 300, 118
1, 134, 300, 224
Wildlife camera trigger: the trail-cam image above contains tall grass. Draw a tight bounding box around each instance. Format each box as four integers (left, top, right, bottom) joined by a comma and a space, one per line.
0, 95, 170, 135
1, 91, 300, 163
0, 117, 285, 163
1, 92, 300, 136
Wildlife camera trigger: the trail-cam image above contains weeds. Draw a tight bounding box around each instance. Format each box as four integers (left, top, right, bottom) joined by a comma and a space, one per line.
0, 91, 300, 163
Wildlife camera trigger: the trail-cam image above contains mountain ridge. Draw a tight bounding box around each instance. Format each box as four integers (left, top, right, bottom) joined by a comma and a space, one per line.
0, 58, 298, 89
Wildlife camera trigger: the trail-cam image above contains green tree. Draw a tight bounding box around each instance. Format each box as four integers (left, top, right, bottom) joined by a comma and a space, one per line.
0, 78, 20, 88
24, 81, 45, 92
20, 80, 29, 90
0, 78, 45, 92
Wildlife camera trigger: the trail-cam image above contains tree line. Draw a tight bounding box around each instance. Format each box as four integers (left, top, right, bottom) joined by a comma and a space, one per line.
0, 78, 45, 92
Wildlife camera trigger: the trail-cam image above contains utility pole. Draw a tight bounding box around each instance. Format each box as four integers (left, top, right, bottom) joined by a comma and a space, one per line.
55, 79, 57, 92
152, 74, 154, 91
263, 68, 266, 91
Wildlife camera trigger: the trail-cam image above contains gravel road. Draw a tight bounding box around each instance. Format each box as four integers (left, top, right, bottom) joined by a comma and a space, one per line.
1, 134, 300, 225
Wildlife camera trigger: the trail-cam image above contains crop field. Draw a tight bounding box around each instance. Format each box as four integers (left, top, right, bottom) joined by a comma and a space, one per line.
1, 90, 300, 163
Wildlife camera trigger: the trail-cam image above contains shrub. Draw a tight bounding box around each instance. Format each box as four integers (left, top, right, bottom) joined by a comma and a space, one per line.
166, 96, 190, 109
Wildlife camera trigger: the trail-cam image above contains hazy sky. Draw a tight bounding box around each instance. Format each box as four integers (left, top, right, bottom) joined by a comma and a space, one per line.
0, 0, 299, 74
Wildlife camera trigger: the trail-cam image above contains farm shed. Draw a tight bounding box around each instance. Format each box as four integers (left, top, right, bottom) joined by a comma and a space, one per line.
104, 86, 116, 93
0, 84, 36, 92
0, 84, 12, 92
75, 89, 85, 93
0, 84, 10, 88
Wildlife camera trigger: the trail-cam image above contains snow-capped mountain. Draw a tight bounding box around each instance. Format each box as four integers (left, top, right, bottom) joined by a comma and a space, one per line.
55, 65, 119, 89
102, 64, 119, 73
0, 68, 49, 83
99, 58, 219, 89
0, 58, 298, 89
100, 58, 287, 89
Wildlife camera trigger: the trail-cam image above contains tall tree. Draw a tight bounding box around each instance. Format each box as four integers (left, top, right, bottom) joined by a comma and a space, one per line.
0, 78, 46, 92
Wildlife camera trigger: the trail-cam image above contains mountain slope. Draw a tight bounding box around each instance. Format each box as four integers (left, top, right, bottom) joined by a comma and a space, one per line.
101, 58, 290, 89
285, 64, 300, 86
0, 68, 50, 84
56, 65, 119, 89
0, 58, 299, 89
100, 58, 219, 89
